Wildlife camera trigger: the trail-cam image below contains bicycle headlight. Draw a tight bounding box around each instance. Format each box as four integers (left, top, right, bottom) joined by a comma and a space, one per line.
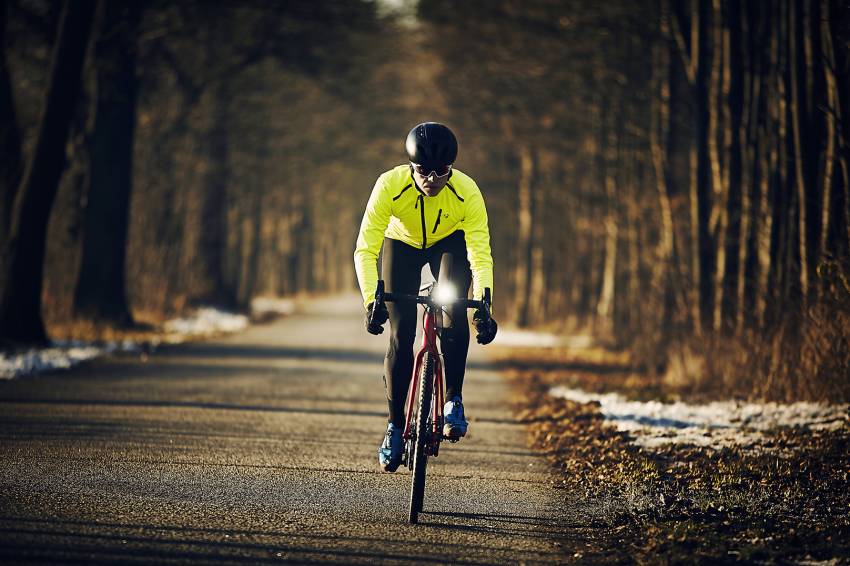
434, 282, 457, 306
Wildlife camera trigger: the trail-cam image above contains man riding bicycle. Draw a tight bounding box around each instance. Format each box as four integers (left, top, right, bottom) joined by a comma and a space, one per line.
354, 122, 499, 472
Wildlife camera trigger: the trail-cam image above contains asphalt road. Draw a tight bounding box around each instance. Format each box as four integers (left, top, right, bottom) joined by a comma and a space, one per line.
0, 295, 586, 564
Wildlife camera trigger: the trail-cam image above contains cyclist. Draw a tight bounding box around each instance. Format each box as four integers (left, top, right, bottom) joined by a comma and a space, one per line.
354, 122, 499, 472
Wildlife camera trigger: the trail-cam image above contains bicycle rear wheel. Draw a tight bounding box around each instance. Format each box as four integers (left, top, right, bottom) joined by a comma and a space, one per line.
408, 352, 434, 524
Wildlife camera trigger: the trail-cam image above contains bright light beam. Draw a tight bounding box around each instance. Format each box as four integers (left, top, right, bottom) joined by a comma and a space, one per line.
434, 282, 457, 306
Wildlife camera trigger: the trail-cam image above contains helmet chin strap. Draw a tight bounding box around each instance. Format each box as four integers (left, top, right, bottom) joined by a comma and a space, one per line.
409, 164, 423, 192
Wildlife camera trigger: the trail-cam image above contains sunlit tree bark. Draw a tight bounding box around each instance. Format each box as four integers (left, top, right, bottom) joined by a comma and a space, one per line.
718, 0, 744, 333
709, 0, 727, 332
672, 0, 714, 332
789, 0, 811, 301
650, 0, 676, 329
528, 148, 548, 326
513, 144, 535, 328
596, 123, 619, 330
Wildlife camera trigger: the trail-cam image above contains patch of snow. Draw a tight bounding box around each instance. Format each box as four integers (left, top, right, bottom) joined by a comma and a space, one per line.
1, 339, 147, 379
2, 307, 252, 379
164, 307, 248, 338
53, 339, 144, 353
550, 386, 850, 450
1, 345, 104, 379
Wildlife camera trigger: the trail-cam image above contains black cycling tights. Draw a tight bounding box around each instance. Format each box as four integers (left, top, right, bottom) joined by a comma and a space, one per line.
382, 231, 472, 427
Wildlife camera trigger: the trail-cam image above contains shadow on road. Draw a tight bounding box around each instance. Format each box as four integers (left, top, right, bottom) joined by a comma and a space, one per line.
159, 342, 385, 364
421, 510, 583, 540
0, 516, 564, 564
156, 342, 495, 371
0, 397, 387, 418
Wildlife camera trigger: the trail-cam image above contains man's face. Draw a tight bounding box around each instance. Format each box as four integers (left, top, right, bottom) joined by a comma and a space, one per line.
411, 163, 452, 197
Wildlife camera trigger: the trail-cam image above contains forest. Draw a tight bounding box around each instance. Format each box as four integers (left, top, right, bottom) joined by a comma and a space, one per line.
1, 0, 848, 401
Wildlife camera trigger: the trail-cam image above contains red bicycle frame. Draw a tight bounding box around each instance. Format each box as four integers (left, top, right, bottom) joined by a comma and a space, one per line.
402, 307, 445, 456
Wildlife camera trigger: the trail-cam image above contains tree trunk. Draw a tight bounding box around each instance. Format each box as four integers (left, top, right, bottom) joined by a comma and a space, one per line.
768, 0, 792, 322
818, 0, 837, 265
803, 0, 825, 273
0, 0, 23, 243
625, 149, 641, 336
708, 0, 729, 332
835, 0, 850, 260
741, 0, 767, 329
719, 0, 744, 333
596, 213, 618, 325
596, 125, 619, 330
760, 2, 782, 328
686, 0, 714, 332
528, 149, 560, 324
651, 0, 679, 336
296, 199, 314, 293
0, 0, 97, 345
513, 144, 535, 327
73, 0, 142, 326
193, 81, 237, 309
528, 149, 547, 326
242, 196, 263, 309
789, 0, 811, 301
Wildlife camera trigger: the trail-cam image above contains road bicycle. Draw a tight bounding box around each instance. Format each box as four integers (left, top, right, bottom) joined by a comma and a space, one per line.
369, 252, 492, 524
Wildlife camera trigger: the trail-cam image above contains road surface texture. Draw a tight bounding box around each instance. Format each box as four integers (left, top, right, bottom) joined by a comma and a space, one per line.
0, 296, 598, 564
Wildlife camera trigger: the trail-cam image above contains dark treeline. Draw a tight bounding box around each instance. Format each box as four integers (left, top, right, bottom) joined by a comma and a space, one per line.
1, 0, 405, 339
1, 0, 848, 400
417, 0, 850, 400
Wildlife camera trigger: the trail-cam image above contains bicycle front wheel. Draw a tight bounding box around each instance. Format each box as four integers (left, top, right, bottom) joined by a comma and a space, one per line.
408, 351, 434, 524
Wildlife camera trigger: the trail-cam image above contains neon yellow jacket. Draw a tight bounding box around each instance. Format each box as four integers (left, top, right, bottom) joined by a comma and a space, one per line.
354, 164, 494, 309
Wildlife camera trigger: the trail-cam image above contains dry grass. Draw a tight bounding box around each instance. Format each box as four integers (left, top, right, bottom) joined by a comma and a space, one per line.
496, 278, 850, 405
661, 295, 850, 403
46, 313, 163, 345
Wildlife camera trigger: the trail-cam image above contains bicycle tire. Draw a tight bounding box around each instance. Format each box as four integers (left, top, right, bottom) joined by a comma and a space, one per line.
408, 351, 434, 524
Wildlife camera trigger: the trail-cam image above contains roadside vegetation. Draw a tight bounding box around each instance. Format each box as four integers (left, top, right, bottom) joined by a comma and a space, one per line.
502, 347, 850, 563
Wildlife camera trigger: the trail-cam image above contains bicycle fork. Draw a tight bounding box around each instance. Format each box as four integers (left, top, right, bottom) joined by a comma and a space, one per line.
402, 311, 446, 460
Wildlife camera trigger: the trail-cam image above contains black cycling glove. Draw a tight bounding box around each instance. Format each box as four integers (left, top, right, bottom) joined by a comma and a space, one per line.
473, 310, 498, 345
365, 302, 389, 335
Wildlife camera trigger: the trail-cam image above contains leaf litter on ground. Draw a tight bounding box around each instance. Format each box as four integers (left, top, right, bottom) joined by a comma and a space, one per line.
494, 334, 850, 564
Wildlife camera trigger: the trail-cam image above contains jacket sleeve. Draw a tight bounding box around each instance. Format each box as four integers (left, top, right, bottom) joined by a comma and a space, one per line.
463, 186, 494, 302
354, 175, 392, 309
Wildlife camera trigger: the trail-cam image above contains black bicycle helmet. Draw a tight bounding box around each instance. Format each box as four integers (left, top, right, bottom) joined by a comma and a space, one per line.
405, 122, 458, 170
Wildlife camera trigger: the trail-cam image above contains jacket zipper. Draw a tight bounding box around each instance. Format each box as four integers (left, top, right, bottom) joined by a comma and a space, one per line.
432, 208, 442, 233
416, 194, 427, 248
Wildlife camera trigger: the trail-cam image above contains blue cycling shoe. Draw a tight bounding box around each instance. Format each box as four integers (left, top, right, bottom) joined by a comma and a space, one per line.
378, 423, 404, 472
443, 396, 468, 439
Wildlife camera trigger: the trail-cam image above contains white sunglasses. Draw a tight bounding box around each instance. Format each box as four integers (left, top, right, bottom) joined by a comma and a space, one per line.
410, 162, 452, 178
